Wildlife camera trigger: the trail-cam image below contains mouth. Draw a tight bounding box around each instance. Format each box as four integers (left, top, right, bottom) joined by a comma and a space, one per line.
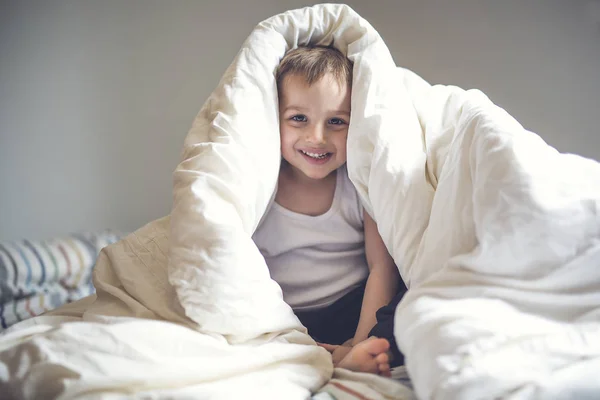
299, 149, 333, 164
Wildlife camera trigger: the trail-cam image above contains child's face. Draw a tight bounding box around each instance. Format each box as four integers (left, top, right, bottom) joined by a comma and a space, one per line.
278, 73, 351, 181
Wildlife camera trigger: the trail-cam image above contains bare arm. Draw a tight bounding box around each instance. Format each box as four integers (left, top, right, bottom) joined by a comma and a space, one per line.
352, 209, 400, 345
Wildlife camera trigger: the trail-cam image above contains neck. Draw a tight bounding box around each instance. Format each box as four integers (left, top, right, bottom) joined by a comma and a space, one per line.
280, 161, 337, 188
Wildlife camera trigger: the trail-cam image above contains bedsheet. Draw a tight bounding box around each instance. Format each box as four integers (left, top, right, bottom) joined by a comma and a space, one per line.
2, 3, 600, 399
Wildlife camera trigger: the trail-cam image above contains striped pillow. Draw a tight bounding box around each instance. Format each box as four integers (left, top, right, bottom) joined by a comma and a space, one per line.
0, 231, 121, 330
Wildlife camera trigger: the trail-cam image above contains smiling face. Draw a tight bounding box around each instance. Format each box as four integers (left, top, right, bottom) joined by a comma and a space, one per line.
279, 72, 351, 181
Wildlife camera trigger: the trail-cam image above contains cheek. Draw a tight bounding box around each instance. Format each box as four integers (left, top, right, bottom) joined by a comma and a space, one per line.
279, 127, 296, 151
334, 134, 348, 155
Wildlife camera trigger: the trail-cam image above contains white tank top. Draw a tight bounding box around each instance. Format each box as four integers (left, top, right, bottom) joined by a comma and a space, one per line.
252, 166, 369, 311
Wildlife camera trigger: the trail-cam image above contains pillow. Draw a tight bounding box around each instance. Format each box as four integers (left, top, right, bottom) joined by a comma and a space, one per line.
0, 231, 121, 330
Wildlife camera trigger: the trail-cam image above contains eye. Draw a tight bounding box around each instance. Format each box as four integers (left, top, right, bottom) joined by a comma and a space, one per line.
328, 117, 347, 126
290, 114, 307, 122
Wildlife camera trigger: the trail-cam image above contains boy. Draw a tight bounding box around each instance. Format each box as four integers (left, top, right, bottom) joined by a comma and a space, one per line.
252, 46, 405, 376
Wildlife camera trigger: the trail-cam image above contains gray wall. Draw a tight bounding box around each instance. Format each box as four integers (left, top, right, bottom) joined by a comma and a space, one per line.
1, 0, 599, 241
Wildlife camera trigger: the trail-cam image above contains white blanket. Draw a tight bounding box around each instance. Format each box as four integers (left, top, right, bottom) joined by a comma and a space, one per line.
2, 3, 600, 399
391, 77, 600, 398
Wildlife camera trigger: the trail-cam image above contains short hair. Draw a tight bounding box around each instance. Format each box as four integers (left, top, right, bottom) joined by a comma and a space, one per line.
276, 45, 353, 91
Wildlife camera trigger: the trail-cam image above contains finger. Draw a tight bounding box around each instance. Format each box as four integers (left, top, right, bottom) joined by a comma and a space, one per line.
317, 342, 339, 352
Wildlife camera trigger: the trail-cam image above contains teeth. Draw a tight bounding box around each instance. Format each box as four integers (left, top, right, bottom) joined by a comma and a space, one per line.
301, 150, 329, 159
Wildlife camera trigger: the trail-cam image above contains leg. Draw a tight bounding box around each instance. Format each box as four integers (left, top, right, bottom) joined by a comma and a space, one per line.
368, 281, 408, 367
295, 282, 366, 345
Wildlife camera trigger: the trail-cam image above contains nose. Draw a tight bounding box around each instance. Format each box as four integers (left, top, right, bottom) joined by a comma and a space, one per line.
305, 124, 326, 144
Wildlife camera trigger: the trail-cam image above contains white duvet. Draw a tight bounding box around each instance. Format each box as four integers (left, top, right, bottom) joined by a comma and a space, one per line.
2, 3, 600, 399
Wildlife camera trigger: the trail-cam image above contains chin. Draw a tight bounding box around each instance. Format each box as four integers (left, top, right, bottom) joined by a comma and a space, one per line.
303, 169, 334, 180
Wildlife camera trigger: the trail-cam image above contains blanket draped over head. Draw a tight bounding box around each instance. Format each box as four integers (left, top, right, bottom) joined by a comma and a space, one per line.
2, 4, 600, 400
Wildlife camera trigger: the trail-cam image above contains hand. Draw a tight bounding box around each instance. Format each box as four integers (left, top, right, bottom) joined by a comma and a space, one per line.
317, 342, 352, 365
331, 344, 353, 365
316, 342, 339, 353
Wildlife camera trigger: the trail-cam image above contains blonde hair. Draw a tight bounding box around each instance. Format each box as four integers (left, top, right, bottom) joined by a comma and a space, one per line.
276, 45, 353, 90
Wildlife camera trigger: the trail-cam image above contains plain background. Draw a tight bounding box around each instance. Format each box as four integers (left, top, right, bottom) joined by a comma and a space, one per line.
1, 0, 599, 241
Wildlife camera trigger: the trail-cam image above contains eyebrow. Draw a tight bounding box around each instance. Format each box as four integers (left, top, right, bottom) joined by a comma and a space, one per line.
283, 106, 351, 116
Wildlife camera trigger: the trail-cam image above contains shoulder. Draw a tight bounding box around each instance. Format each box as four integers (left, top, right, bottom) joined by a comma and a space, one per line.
337, 165, 364, 225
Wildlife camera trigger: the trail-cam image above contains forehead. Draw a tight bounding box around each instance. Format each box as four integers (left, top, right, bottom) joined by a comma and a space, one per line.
279, 73, 350, 104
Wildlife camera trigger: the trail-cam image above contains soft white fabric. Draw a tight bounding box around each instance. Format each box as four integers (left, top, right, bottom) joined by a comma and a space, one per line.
2, 3, 599, 399
0, 217, 336, 399
390, 83, 600, 399
252, 165, 368, 311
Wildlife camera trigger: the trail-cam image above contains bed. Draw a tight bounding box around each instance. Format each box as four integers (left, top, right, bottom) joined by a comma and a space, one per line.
2, 4, 600, 399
